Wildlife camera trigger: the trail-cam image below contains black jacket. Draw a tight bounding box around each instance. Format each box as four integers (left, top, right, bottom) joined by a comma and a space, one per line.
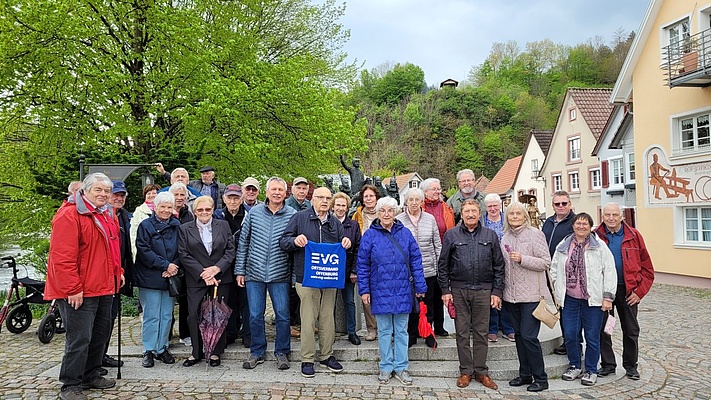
437, 222, 505, 298
134, 215, 181, 291
279, 208, 345, 284
341, 217, 362, 277
541, 210, 576, 257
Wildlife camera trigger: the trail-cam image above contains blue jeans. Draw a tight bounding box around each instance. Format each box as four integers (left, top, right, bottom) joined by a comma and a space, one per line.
562, 295, 604, 373
340, 279, 357, 334
375, 313, 409, 373
489, 306, 514, 335
138, 288, 174, 354
246, 281, 290, 357
57, 295, 113, 389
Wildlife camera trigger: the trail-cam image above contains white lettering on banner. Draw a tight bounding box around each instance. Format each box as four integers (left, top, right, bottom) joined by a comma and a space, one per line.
310, 253, 340, 266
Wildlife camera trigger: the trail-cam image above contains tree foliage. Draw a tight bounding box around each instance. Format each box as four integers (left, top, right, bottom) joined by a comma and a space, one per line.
0, 0, 367, 241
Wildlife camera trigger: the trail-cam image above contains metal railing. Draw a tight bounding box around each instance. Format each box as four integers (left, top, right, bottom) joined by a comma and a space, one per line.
663, 28, 711, 86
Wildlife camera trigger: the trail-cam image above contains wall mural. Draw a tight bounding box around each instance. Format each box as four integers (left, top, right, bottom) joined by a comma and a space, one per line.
646, 146, 711, 205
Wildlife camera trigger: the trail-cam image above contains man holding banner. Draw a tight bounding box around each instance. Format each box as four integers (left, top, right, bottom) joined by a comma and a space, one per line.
280, 187, 352, 378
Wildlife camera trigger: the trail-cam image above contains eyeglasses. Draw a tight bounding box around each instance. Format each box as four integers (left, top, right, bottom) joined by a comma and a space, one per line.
244, 186, 258, 192
195, 208, 213, 213
458, 179, 474, 184
313, 195, 332, 201
553, 202, 569, 207
427, 188, 442, 192
378, 208, 395, 215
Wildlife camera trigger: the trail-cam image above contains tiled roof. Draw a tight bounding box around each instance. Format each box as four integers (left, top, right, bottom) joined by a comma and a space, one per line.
531, 129, 553, 155
383, 172, 419, 190
483, 156, 522, 195
569, 88, 614, 140
475, 175, 490, 193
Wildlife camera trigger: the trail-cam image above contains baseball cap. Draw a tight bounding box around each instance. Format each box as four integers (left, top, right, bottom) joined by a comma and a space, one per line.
199, 166, 215, 173
112, 180, 127, 194
224, 184, 243, 196
293, 177, 308, 185
242, 177, 260, 190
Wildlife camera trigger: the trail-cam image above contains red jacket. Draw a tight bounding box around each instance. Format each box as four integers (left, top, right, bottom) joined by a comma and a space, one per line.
594, 221, 654, 299
45, 193, 123, 300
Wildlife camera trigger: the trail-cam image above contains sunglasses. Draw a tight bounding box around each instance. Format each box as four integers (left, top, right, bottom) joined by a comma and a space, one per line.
244, 186, 258, 192
195, 208, 213, 213
553, 202, 569, 207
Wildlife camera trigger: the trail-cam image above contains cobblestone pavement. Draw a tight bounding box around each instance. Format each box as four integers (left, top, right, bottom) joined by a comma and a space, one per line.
1, 283, 709, 399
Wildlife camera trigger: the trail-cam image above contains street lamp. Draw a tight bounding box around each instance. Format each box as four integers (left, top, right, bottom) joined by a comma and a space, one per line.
141, 172, 154, 188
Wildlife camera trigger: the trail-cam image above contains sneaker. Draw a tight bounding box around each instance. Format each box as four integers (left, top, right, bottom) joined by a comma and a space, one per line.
276, 354, 290, 370
59, 386, 87, 400
553, 344, 567, 355
378, 370, 392, 384
364, 331, 377, 341
81, 376, 116, 390
98, 367, 108, 376
598, 365, 616, 376
142, 351, 155, 368
562, 367, 583, 381
487, 333, 498, 342
319, 356, 343, 372
626, 367, 640, 380
504, 333, 516, 342
156, 347, 175, 364
243, 354, 265, 369
394, 370, 413, 385
181, 337, 192, 347
581, 372, 598, 386
301, 362, 315, 378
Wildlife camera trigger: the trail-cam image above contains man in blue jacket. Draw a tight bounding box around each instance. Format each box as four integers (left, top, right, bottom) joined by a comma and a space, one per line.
235, 177, 296, 371
280, 187, 351, 378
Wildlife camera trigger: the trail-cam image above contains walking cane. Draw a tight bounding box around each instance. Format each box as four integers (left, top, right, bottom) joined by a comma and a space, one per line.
115, 276, 122, 379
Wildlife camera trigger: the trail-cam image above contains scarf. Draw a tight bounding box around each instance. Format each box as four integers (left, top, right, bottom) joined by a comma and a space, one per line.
361, 207, 377, 232
566, 235, 590, 298
196, 218, 213, 255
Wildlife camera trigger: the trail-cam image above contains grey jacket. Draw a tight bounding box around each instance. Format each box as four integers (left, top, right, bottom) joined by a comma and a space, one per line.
446, 190, 486, 224
396, 211, 441, 278
235, 201, 296, 283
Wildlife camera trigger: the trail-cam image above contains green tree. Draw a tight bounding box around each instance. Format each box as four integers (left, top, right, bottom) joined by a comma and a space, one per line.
371, 63, 426, 105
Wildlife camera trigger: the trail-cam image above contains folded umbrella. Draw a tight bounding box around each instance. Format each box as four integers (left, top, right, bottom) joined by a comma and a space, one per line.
198, 285, 233, 365
417, 300, 437, 349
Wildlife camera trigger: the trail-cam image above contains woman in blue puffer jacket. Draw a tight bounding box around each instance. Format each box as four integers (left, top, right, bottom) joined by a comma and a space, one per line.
357, 197, 427, 386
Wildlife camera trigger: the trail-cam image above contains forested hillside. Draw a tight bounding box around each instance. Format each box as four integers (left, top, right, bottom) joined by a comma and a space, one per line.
350, 30, 634, 191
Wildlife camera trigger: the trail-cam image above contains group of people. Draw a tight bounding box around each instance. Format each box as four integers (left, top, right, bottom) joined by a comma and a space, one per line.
44, 165, 654, 399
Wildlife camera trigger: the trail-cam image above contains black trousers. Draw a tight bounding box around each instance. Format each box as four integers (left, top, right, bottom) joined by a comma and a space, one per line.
186, 284, 231, 359
600, 284, 640, 370
504, 301, 547, 383
408, 276, 444, 338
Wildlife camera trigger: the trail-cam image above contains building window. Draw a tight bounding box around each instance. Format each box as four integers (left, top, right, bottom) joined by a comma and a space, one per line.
610, 158, 624, 186
680, 113, 710, 151
569, 171, 580, 192
569, 109, 577, 121
684, 207, 711, 243
531, 159, 539, 176
518, 190, 524, 198
665, 18, 690, 59
552, 174, 562, 192
627, 153, 636, 182
590, 168, 602, 189
409, 180, 418, 188
568, 137, 581, 162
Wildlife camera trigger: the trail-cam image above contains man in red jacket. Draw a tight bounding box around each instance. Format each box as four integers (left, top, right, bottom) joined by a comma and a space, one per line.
594, 202, 654, 381
45, 173, 125, 400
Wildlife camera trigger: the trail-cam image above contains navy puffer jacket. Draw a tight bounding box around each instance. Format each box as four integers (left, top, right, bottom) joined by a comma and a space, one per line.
134, 215, 181, 290
357, 219, 427, 315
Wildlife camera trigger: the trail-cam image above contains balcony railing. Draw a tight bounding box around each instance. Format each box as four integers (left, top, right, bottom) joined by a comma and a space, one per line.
663, 28, 711, 87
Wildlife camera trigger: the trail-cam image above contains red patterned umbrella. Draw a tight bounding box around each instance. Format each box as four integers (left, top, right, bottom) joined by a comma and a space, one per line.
199, 286, 232, 364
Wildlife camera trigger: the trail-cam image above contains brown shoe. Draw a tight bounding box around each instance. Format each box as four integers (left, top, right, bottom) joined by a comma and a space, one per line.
476, 374, 498, 390
456, 374, 472, 388
290, 327, 301, 338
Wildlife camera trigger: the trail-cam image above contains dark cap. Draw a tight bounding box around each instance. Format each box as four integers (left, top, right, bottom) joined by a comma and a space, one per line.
293, 177, 308, 185
224, 184, 243, 196
112, 180, 127, 194
199, 166, 215, 173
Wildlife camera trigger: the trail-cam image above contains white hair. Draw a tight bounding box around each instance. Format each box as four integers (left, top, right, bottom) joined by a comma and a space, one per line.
402, 188, 424, 203
81, 173, 112, 192
153, 191, 175, 207
419, 178, 440, 192
375, 196, 399, 214
484, 193, 502, 205
456, 169, 475, 181
169, 182, 188, 194
171, 168, 189, 180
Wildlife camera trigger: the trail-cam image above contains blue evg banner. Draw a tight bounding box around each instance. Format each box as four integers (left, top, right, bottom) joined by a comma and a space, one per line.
302, 241, 346, 289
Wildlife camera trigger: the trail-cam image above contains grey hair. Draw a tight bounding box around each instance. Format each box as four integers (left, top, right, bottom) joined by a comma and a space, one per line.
484, 193, 502, 205
153, 191, 175, 207
456, 169, 475, 181
419, 178, 440, 192
503, 201, 531, 232
375, 196, 400, 214
171, 167, 189, 180
67, 181, 82, 195
266, 176, 287, 191
603, 202, 624, 214
169, 182, 188, 194
402, 188, 424, 204
81, 173, 112, 192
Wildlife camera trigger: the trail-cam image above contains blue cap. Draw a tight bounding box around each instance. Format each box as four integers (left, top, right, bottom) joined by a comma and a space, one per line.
112, 180, 127, 194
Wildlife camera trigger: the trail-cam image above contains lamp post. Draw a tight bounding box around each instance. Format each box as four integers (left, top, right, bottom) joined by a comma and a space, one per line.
141, 171, 155, 189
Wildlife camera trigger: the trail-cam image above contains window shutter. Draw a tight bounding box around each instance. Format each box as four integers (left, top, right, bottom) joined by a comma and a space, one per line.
601, 160, 610, 188
624, 208, 636, 228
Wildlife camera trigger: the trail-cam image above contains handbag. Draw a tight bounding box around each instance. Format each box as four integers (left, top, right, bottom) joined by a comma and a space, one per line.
447, 301, 456, 319
167, 269, 185, 298
603, 310, 616, 336
532, 270, 559, 329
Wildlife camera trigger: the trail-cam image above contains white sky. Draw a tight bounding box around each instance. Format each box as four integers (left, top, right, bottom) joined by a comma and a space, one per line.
337, 0, 650, 86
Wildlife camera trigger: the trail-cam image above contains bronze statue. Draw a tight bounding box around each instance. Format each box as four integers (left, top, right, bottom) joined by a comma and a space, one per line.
340, 155, 365, 197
